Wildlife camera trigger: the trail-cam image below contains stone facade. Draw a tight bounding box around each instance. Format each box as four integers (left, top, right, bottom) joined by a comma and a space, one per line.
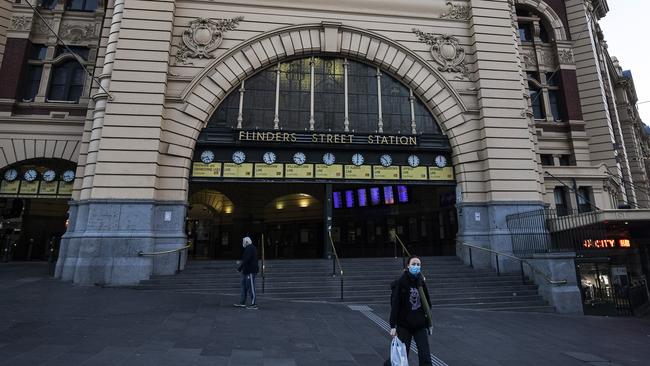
0, 1, 648, 312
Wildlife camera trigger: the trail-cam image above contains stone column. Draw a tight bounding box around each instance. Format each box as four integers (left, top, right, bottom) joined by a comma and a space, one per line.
57, 0, 184, 286
459, 0, 545, 272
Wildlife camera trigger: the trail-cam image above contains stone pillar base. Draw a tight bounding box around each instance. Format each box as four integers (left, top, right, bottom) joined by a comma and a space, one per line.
55, 200, 187, 286
526, 252, 583, 314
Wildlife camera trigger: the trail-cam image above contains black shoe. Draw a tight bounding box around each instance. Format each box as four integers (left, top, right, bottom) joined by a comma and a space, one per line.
246, 304, 259, 310
233, 303, 246, 308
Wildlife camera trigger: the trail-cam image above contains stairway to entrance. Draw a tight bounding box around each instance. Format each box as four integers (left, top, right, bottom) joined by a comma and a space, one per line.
137, 256, 554, 312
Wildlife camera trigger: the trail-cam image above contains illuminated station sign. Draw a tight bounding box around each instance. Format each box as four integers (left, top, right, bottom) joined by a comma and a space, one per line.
582, 239, 631, 249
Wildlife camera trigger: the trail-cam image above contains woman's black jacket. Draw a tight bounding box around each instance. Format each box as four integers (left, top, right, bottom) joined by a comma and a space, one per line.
389, 271, 432, 330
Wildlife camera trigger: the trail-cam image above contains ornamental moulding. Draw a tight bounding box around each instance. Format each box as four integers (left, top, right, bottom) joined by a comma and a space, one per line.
59, 23, 96, 43
10, 16, 32, 31
412, 29, 469, 78
175, 16, 244, 64
440, 2, 470, 21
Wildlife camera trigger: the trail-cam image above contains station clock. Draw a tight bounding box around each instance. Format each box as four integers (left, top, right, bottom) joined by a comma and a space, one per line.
24, 169, 38, 182
322, 153, 336, 166
293, 152, 306, 165
200, 150, 215, 164
351, 153, 364, 166
435, 155, 447, 168
379, 154, 393, 167
232, 151, 246, 164
407, 155, 420, 168
263, 151, 277, 165
62, 170, 75, 183
3, 169, 18, 182
42, 170, 57, 182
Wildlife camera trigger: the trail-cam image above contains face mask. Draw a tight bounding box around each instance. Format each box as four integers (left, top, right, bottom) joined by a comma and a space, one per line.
408, 264, 421, 276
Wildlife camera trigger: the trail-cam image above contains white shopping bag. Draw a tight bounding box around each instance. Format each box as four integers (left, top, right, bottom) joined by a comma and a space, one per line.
390, 337, 409, 366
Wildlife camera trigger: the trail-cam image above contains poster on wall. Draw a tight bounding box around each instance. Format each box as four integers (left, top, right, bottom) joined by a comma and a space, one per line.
400, 166, 428, 180
0, 180, 20, 194
223, 163, 253, 178
19, 181, 39, 195
192, 162, 222, 177
254, 163, 284, 178
315, 164, 343, 179
344, 165, 372, 179
285, 163, 313, 178
429, 167, 454, 180
373, 166, 400, 180
39, 181, 58, 195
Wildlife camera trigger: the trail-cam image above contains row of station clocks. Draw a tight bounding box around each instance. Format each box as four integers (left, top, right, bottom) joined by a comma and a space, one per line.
200, 150, 448, 168
3, 168, 76, 183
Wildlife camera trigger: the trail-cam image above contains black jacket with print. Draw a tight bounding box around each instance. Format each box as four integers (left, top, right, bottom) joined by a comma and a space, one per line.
389, 271, 432, 330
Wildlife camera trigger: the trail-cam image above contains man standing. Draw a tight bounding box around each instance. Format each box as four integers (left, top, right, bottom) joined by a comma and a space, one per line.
235, 236, 259, 309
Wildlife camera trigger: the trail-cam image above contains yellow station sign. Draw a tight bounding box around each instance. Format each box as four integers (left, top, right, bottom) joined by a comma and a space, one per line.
254, 163, 284, 178
315, 164, 343, 179
192, 162, 222, 177
285, 164, 314, 178
373, 166, 400, 180
223, 163, 253, 178
344, 165, 372, 179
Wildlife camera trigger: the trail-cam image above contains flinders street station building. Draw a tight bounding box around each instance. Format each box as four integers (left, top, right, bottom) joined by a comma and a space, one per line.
0, 0, 649, 315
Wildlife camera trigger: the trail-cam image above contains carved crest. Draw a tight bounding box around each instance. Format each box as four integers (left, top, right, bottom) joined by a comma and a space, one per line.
557, 49, 574, 64
176, 16, 244, 64
440, 2, 470, 21
412, 29, 468, 77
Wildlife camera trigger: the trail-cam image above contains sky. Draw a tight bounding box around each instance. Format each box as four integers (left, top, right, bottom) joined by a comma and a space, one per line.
599, 1, 650, 126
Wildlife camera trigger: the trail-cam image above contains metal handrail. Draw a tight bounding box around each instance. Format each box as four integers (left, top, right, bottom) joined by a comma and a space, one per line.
393, 233, 411, 268
138, 244, 191, 274
457, 240, 567, 285
261, 233, 266, 294
328, 230, 344, 301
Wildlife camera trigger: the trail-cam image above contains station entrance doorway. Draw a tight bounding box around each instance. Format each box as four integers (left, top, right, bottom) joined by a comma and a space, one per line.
186, 182, 456, 260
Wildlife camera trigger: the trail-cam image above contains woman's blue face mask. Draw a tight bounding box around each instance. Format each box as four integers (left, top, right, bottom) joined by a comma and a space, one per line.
408, 263, 421, 275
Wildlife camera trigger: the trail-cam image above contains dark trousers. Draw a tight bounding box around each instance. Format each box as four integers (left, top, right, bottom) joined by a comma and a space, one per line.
239, 273, 256, 305
384, 326, 432, 366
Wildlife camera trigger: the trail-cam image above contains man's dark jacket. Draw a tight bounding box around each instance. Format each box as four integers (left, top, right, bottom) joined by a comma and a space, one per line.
238, 244, 259, 275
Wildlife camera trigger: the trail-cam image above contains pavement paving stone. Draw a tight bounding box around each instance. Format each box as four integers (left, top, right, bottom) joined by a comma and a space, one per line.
1, 262, 650, 366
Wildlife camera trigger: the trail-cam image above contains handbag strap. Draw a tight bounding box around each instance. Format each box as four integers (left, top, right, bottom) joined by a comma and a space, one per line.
417, 284, 433, 329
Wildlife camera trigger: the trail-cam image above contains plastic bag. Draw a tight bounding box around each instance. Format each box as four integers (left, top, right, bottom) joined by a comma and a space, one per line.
390, 337, 409, 366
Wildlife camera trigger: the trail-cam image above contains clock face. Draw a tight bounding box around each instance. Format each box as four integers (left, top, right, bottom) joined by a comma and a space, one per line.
62, 170, 75, 183
380, 154, 392, 167
293, 152, 306, 165
232, 151, 246, 165
263, 151, 276, 165
322, 153, 335, 166
435, 155, 447, 168
3, 169, 18, 182
24, 169, 37, 182
351, 153, 364, 166
43, 170, 56, 182
407, 155, 420, 168
200, 150, 215, 164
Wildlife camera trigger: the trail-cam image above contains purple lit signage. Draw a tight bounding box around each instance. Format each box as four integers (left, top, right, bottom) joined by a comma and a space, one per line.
333, 191, 342, 209
397, 185, 409, 203
357, 188, 368, 207
345, 190, 355, 208
370, 187, 381, 206
384, 186, 395, 205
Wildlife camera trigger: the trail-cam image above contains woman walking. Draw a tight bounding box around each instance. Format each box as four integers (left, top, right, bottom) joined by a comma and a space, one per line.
384, 255, 433, 366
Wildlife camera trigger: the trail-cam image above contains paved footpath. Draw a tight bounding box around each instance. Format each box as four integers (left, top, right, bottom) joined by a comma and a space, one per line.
1, 263, 649, 366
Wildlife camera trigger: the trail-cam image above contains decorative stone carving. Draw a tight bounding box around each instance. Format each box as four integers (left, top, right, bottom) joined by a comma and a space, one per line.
412, 29, 468, 77
557, 49, 574, 64
521, 49, 537, 69
59, 23, 96, 43
440, 2, 470, 21
541, 49, 556, 67
176, 16, 244, 64
33, 17, 54, 35
10, 16, 32, 31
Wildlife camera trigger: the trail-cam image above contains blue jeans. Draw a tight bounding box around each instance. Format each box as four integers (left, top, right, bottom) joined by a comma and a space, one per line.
239, 273, 257, 306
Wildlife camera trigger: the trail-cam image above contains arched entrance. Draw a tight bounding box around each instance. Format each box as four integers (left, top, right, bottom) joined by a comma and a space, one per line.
0, 158, 76, 261
188, 55, 457, 259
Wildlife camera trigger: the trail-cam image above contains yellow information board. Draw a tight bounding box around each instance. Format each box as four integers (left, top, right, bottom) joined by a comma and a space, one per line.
285, 164, 313, 178
39, 181, 58, 195
315, 164, 343, 179
223, 163, 253, 178
344, 165, 372, 179
254, 163, 284, 178
19, 181, 39, 195
192, 162, 222, 177
58, 182, 73, 196
429, 167, 454, 180
401, 166, 428, 180
0, 180, 20, 194
373, 166, 400, 180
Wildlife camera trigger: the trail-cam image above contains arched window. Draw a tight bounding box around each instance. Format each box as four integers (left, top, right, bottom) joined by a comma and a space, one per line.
517, 5, 566, 122
47, 60, 85, 102
207, 57, 441, 135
